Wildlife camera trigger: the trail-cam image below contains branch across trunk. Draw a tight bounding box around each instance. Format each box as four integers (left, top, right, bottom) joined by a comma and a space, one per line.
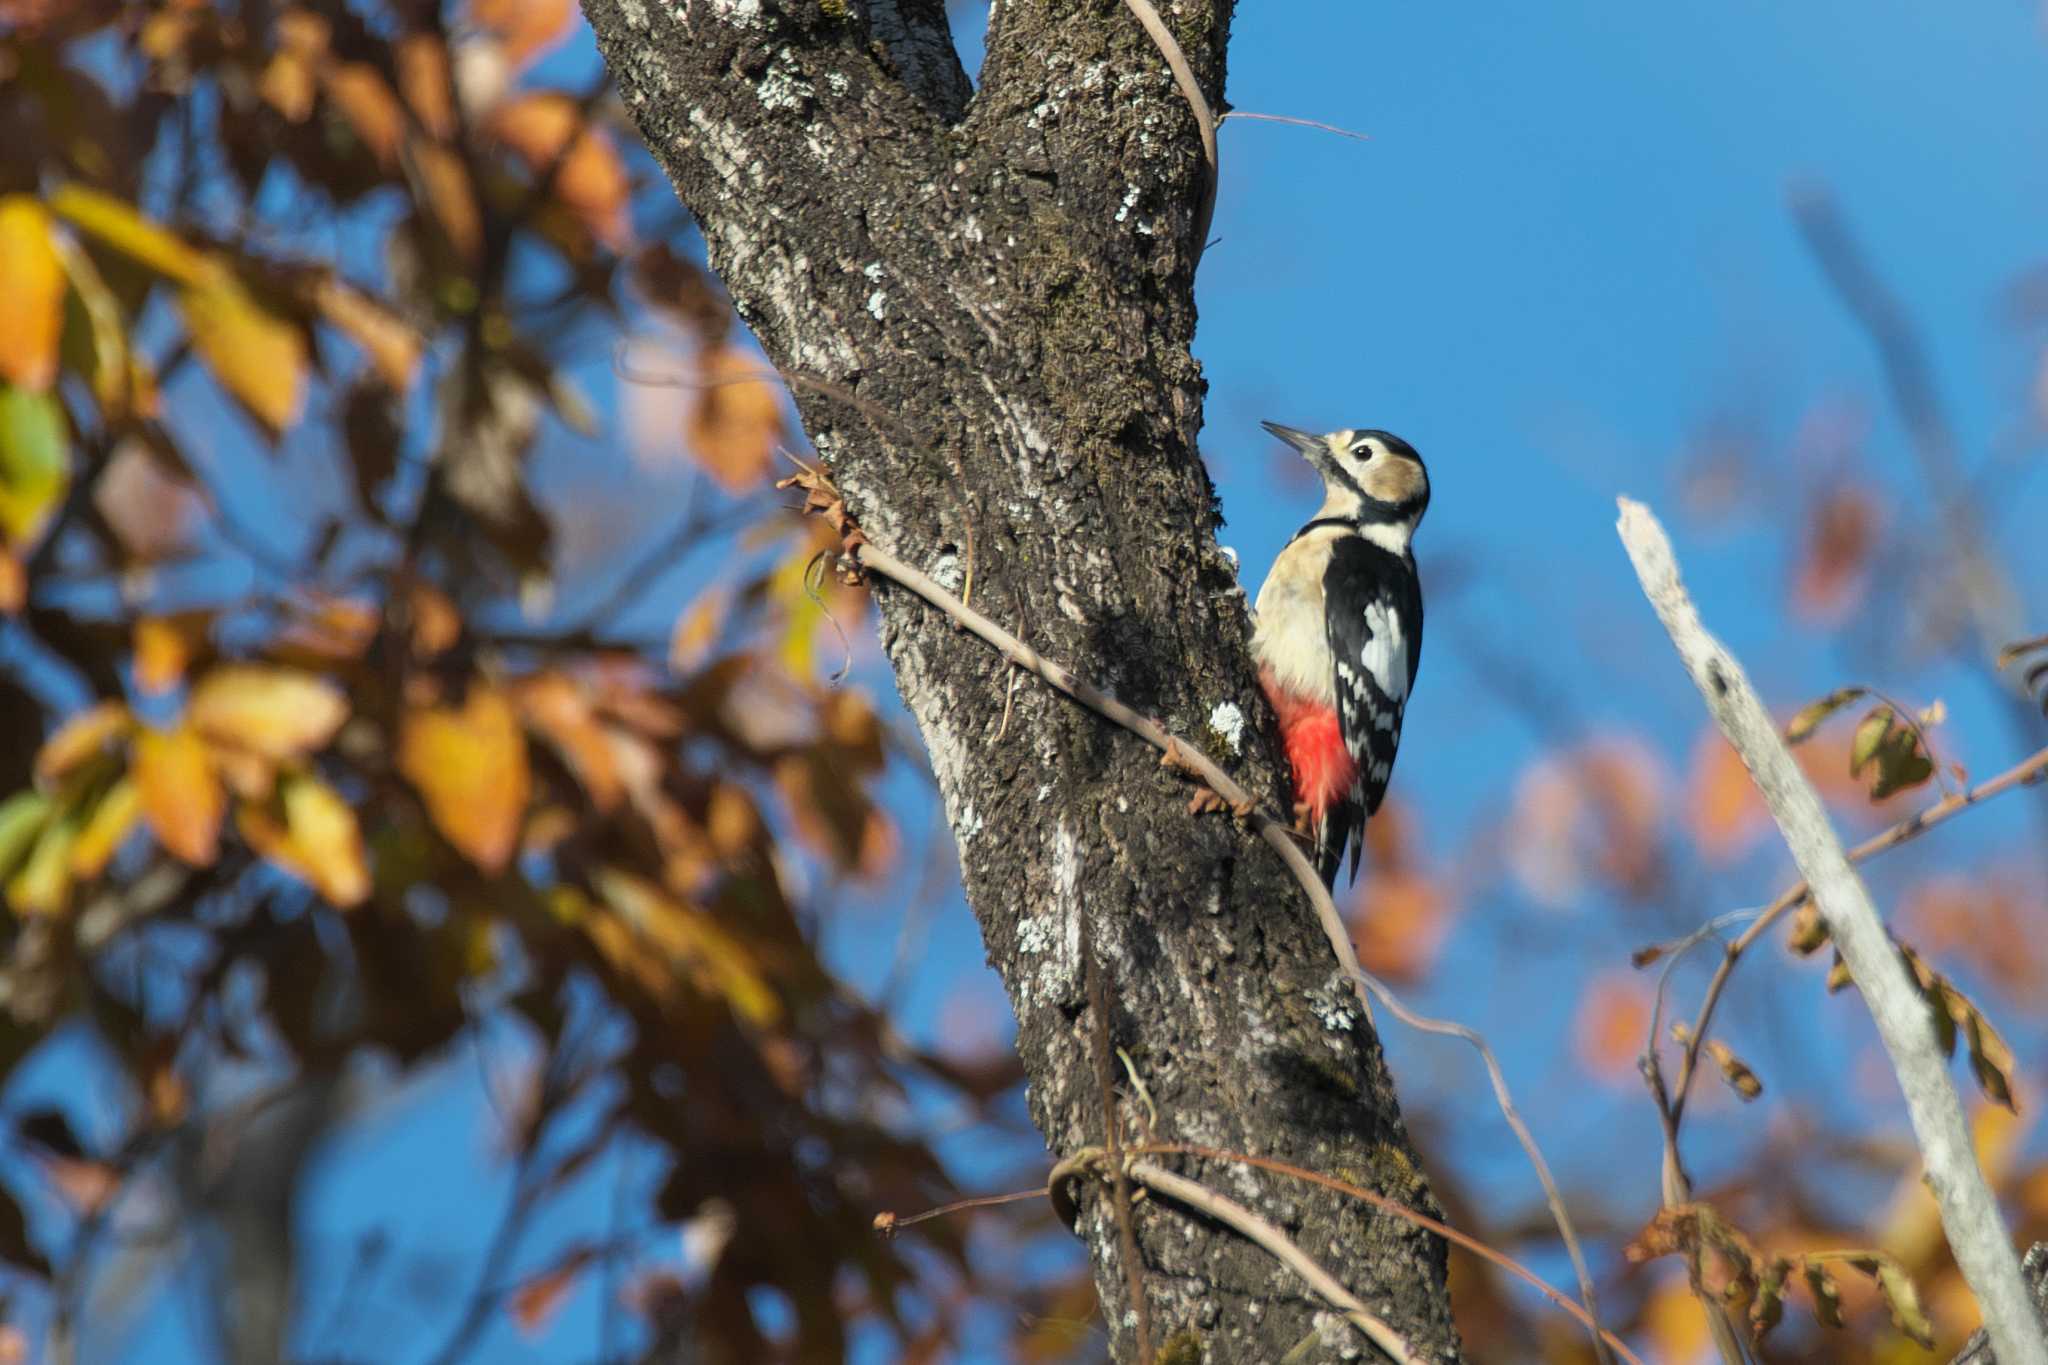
584, 1, 1461, 1359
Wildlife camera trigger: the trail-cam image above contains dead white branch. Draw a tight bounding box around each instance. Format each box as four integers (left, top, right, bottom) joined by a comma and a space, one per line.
1616, 497, 2047, 1365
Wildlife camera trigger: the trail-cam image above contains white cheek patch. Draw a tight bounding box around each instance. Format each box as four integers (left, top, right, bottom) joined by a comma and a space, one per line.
1360, 600, 1409, 704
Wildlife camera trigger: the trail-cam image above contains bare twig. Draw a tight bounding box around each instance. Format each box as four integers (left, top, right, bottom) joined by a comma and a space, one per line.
1119, 0, 1218, 262
1219, 111, 1372, 143
1351, 973, 1612, 1364
779, 463, 1607, 1354
1667, 739, 2048, 1133
1617, 496, 2048, 1365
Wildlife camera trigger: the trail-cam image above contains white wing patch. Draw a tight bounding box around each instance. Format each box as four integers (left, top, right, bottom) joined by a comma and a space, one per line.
1360, 599, 1409, 707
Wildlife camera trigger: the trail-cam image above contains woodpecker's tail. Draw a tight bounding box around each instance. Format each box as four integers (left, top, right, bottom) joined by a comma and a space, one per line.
1316, 804, 1363, 890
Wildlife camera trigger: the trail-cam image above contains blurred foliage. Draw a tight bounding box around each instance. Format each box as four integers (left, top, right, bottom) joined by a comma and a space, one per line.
0, 2, 2045, 1364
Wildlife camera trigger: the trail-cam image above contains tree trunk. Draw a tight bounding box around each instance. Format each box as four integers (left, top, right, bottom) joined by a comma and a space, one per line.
582, 2, 1462, 1359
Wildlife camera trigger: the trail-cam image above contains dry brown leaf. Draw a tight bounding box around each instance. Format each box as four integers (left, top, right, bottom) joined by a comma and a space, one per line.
189, 665, 349, 760
134, 724, 224, 866
0, 197, 65, 391
323, 62, 405, 168
399, 685, 531, 874
395, 33, 456, 141
313, 277, 421, 391
518, 672, 622, 812
1792, 487, 1879, 624
411, 140, 483, 265
684, 347, 783, 491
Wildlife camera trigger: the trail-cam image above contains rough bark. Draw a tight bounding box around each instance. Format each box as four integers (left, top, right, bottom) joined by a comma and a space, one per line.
581, 2, 1460, 1360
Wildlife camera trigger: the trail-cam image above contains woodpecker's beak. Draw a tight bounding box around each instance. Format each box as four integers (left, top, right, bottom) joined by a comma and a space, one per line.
1261, 421, 1322, 457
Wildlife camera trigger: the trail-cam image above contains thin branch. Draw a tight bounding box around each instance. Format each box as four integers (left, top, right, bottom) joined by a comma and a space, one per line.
1617, 495, 2048, 1365
1219, 111, 1372, 143
1350, 972, 1612, 1365
1119, 0, 1218, 263
1668, 738, 2048, 1132
1122, 1159, 1421, 1365
780, 465, 1610, 1358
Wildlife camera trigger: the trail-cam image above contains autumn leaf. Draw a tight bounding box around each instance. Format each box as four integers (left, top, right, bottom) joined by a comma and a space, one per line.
395, 33, 457, 141
0, 197, 65, 391
470, 0, 577, 69
35, 701, 133, 786
399, 685, 532, 874
46, 184, 210, 286
133, 613, 211, 694
188, 666, 349, 762
134, 725, 224, 866
668, 587, 727, 675
238, 773, 370, 907
489, 93, 630, 249
322, 63, 405, 168
517, 673, 622, 813
7, 798, 80, 915
1573, 972, 1650, 1082
1784, 686, 1866, 744
179, 262, 308, 438
0, 792, 52, 886
313, 276, 421, 391
69, 776, 140, 880
1705, 1039, 1763, 1101
0, 385, 71, 547
685, 347, 784, 491
595, 867, 781, 1025
508, 1245, 595, 1339
1685, 730, 1766, 863
412, 141, 484, 265
1792, 487, 1878, 624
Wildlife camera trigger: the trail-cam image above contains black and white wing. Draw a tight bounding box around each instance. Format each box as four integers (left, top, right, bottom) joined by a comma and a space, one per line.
1323, 538, 1424, 879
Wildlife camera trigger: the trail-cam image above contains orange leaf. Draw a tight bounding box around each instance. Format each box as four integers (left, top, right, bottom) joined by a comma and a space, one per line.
322, 63, 405, 168
1685, 729, 1767, 863
134, 725, 224, 866
239, 773, 370, 907
395, 33, 457, 141
509, 1246, 595, 1338
488, 93, 630, 249
0, 547, 20, 614
133, 613, 210, 694
178, 263, 306, 437
259, 11, 327, 122
36, 701, 132, 786
470, 0, 577, 69
399, 686, 531, 873
684, 347, 783, 491
189, 665, 348, 760
1792, 488, 1879, 624
1572, 971, 1650, 1082
0, 197, 65, 391
668, 587, 726, 674
518, 673, 622, 812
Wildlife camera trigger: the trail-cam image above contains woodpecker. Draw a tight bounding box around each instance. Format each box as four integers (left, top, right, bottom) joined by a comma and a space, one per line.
1251, 422, 1428, 887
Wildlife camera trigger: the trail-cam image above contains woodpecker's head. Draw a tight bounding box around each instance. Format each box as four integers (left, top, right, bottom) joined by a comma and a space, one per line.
1262, 421, 1430, 541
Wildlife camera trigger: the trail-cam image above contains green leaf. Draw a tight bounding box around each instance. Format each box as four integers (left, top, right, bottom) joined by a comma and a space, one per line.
0, 384, 70, 546
1784, 686, 1866, 745
1849, 707, 1892, 776
0, 791, 51, 884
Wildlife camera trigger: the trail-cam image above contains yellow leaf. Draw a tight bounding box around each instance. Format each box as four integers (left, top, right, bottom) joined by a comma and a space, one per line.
399, 686, 531, 873
0, 198, 65, 391
178, 263, 307, 437
134, 725, 224, 866
313, 277, 420, 391
395, 33, 457, 141
35, 701, 132, 786
53, 230, 148, 418
595, 868, 781, 1026
684, 347, 783, 491
188, 665, 348, 760
133, 613, 209, 694
69, 776, 139, 879
46, 184, 210, 286
0, 385, 71, 547
239, 773, 370, 907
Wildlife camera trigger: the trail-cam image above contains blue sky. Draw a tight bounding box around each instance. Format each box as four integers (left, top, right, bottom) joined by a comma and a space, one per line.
20, 2, 2048, 1361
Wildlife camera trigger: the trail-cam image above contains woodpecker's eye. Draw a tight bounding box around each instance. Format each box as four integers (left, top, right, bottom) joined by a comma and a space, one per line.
1349, 442, 1376, 460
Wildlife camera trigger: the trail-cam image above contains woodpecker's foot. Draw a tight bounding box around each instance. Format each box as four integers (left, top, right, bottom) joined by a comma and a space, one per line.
1292, 800, 1316, 835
